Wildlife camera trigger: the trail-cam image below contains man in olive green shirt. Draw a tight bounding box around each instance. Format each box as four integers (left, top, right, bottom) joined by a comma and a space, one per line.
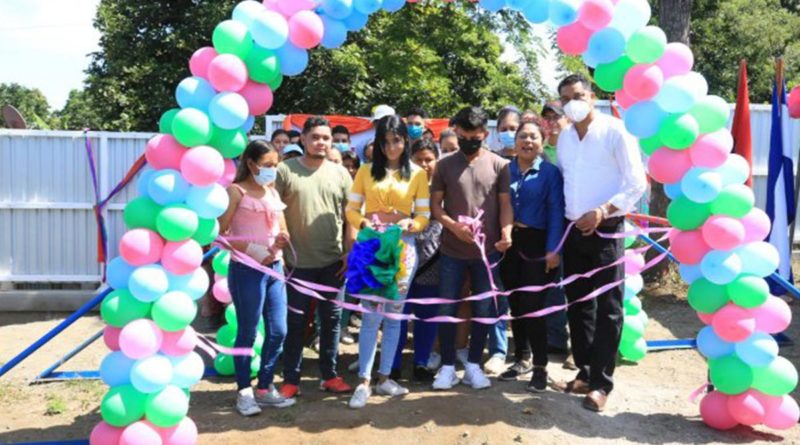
275, 116, 354, 398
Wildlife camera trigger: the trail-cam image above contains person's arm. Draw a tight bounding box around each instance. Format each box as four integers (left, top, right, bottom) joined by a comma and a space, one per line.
494, 163, 513, 252
218, 186, 248, 252
606, 127, 647, 216
430, 167, 472, 244
345, 166, 369, 230
408, 171, 431, 232
544, 168, 565, 272
338, 169, 355, 279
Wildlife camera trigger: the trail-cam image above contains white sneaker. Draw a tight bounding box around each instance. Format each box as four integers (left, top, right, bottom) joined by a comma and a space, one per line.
432, 365, 460, 390
456, 348, 469, 367
255, 385, 296, 409
463, 363, 492, 390
236, 388, 262, 416
426, 352, 442, 371
375, 379, 409, 397
483, 354, 507, 376
348, 383, 371, 409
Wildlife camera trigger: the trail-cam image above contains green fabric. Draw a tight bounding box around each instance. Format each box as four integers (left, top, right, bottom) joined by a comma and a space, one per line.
357, 225, 404, 300
543, 144, 558, 165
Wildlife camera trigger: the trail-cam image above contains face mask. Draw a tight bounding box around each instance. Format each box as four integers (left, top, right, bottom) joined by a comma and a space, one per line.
498, 131, 516, 149
563, 100, 591, 123
458, 138, 483, 156
254, 166, 277, 185
407, 124, 424, 140
333, 142, 350, 152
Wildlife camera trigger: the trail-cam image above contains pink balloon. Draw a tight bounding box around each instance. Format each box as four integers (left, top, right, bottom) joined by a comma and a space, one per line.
789, 100, 800, 119
656, 42, 694, 78
556, 21, 594, 56
701, 216, 745, 251
623, 250, 646, 276
751, 296, 792, 334
161, 240, 204, 275
218, 159, 236, 187
160, 326, 198, 356
90, 421, 124, 445
763, 394, 800, 430
700, 391, 739, 430
120, 421, 163, 445
288, 10, 324, 49
578, 0, 614, 30
214, 274, 226, 282
272, 0, 315, 17
145, 134, 187, 171
648, 147, 693, 184
727, 389, 767, 426
712, 303, 756, 342
180, 145, 225, 186
239, 80, 274, 116
119, 319, 163, 359
119, 229, 165, 266
697, 311, 714, 325
689, 130, 733, 168
615, 89, 637, 110
207, 54, 249, 92
103, 326, 122, 351
189, 46, 218, 79
212, 278, 232, 304
741, 208, 771, 243
160, 417, 198, 445
670, 229, 710, 265
623, 64, 664, 100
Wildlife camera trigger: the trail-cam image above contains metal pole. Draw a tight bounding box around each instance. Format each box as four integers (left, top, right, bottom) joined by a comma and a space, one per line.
35, 328, 103, 381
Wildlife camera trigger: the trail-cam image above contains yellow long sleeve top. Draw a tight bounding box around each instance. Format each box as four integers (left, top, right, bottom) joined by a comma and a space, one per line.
346, 164, 431, 233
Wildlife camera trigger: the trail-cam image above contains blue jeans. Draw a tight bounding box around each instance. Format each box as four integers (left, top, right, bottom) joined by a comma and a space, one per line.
358, 236, 417, 379
392, 283, 440, 370
488, 319, 508, 359
228, 260, 288, 391
437, 252, 504, 366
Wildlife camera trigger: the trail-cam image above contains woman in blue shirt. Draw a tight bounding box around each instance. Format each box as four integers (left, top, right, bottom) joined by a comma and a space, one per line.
498, 120, 565, 392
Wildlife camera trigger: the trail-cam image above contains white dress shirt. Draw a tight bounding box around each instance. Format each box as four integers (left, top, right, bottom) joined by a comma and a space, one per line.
557, 112, 647, 221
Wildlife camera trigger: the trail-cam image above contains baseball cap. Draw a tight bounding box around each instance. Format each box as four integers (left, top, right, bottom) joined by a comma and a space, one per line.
282, 144, 303, 157
371, 104, 396, 122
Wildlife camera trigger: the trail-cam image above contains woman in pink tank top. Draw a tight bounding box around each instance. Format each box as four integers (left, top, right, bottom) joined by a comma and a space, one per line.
218, 140, 294, 416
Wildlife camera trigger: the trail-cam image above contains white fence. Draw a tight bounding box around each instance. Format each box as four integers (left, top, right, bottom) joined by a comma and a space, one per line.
1, 102, 800, 284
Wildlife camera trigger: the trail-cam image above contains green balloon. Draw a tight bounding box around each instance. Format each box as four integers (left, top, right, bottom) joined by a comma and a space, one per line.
258, 319, 266, 335
267, 73, 284, 91
224, 303, 238, 327
216, 324, 237, 348
214, 353, 235, 376
101, 289, 152, 327
639, 134, 662, 156
752, 357, 798, 396
667, 196, 711, 230
210, 128, 248, 159
159, 108, 180, 134
101, 384, 147, 427
212, 20, 253, 59
250, 355, 261, 377
689, 95, 730, 134
156, 204, 199, 242
145, 386, 189, 428
123, 197, 162, 231
619, 337, 647, 362
626, 26, 667, 64
152, 291, 197, 332
172, 108, 213, 148
594, 56, 635, 93
624, 235, 636, 248
687, 278, 729, 314
625, 296, 643, 316
726, 275, 769, 308
245, 45, 281, 84
658, 113, 699, 150
213, 250, 231, 276
193, 217, 220, 246
710, 355, 754, 395
710, 184, 754, 218
621, 315, 645, 343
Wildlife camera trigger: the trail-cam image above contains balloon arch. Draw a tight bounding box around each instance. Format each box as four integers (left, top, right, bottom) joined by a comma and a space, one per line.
91, 0, 798, 443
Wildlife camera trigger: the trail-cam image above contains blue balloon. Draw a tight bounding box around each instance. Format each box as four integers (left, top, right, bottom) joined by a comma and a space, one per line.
586, 27, 626, 64
549, 0, 579, 26
523, 0, 550, 23
664, 182, 683, 200
654, 77, 697, 114
176, 77, 217, 112
582, 51, 600, 69
714, 155, 750, 186
700, 250, 742, 285
322, 0, 354, 20
697, 326, 734, 359
100, 351, 135, 386
624, 274, 644, 299
107, 257, 136, 290
624, 101, 666, 138
508, 0, 531, 10
169, 352, 205, 388
232, 1, 264, 27
320, 16, 348, 49
735, 242, 779, 278
129, 264, 170, 303
276, 43, 309, 76
186, 184, 229, 219
251, 10, 289, 50
382, 0, 406, 12
241, 115, 256, 133
680, 168, 723, 203
609, 0, 651, 38
147, 169, 190, 206
136, 167, 155, 198
343, 10, 369, 31
735, 332, 779, 367
679, 263, 703, 284
353, 0, 383, 15
168, 268, 210, 301
130, 355, 173, 394
479, 0, 507, 13
209, 92, 249, 130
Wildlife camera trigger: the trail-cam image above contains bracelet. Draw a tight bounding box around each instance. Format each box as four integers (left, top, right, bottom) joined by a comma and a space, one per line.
245, 243, 271, 263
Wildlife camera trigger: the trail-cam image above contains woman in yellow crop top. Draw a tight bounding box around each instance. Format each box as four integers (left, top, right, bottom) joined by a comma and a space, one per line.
345, 115, 430, 409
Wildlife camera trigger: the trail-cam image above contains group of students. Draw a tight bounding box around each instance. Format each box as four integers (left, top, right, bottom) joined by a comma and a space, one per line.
219, 74, 647, 417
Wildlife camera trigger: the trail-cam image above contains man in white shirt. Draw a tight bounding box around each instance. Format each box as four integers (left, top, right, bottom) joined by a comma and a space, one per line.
554, 74, 647, 412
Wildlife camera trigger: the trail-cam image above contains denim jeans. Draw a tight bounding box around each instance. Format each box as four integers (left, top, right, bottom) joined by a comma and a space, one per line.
282, 261, 344, 385
228, 260, 288, 390
358, 236, 417, 379
437, 252, 504, 366
392, 282, 440, 370
488, 319, 508, 359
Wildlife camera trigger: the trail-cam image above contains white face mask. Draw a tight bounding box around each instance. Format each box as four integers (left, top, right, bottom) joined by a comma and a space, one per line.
563, 100, 591, 123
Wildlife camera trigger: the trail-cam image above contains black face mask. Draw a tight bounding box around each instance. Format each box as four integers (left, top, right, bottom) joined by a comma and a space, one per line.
458, 138, 483, 156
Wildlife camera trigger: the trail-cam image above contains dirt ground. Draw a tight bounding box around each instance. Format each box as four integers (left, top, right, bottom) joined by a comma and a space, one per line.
1, 274, 799, 445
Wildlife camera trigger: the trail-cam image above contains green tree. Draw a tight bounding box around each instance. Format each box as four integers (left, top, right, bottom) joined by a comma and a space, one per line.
54, 89, 106, 130
0, 83, 53, 129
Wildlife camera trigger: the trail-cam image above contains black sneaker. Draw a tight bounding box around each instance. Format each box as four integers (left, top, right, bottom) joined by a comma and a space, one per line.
498, 360, 533, 381
413, 365, 435, 382
527, 367, 548, 393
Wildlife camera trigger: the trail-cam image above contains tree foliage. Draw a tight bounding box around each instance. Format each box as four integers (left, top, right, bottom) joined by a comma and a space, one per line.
0, 83, 54, 129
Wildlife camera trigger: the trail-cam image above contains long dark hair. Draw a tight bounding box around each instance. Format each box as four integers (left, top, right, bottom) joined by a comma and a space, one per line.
233, 140, 278, 183
371, 115, 411, 181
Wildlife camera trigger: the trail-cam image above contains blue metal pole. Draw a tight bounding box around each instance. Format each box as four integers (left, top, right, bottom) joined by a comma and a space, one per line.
36, 329, 103, 381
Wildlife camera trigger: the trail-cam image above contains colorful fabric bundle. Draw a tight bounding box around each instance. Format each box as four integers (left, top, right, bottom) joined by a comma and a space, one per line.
346, 225, 408, 300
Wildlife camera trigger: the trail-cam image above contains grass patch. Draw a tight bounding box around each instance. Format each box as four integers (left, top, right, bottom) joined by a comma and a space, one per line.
45, 394, 67, 416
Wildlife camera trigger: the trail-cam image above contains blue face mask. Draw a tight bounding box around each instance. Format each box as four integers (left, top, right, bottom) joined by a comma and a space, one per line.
333, 142, 350, 152
254, 166, 277, 185
407, 124, 424, 140
499, 131, 516, 149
